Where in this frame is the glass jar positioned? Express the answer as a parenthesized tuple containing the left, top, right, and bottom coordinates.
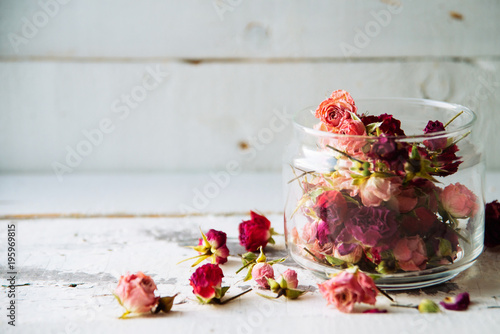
(283, 98, 485, 290)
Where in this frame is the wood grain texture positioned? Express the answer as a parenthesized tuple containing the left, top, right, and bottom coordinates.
(0, 60, 499, 172)
(1, 0, 499, 58)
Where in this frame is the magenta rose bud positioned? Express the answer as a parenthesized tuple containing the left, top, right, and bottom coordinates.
(440, 183, 479, 218)
(393, 236, 428, 271)
(440, 292, 470, 311)
(251, 262, 274, 289)
(485, 200, 500, 247)
(361, 113, 405, 136)
(345, 206, 399, 248)
(201, 229, 230, 264)
(314, 190, 348, 226)
(423, 120, 448, 150)
(189, 263, 224, 303)
(239, 211, 273, 252)
(114, 272, 159, 315)
(280, 269, 299, 289)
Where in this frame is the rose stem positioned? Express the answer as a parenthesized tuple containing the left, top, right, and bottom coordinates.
(487, 306, 500, 309)
(377, 288, 395, 302)
(444, 110, 464, 128)
(390, 303, 418, 309)
(220, 288, 253, 305)
(303, 247, 322, 262)
(326, 145, 365, 164)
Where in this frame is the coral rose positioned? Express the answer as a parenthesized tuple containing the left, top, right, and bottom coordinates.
(114, 272, 159, 315)
(393, 236, 428, 271)
(440, 183, 479, 218)
(315, 90, 357, 129)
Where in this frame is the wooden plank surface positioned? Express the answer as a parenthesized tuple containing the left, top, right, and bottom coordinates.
(1, 60, 499, 173)
(1, 0, 499, 58)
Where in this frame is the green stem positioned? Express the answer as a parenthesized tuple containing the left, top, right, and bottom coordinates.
(444, 110, 464, 128)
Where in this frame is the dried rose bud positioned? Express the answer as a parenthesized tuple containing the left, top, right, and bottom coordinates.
(418, 299, 440, 313)
(239, 211, 276, 252)
(114, 272, 159, 317)
(440, 292, 470, 311)
(279, 269, 299, 289)
(189, 263, 227, 304)
(485, 200, 500, 248)
(251, 262, 274, 289)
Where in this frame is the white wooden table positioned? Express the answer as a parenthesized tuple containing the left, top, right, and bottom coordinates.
(1, 172, 500, 333)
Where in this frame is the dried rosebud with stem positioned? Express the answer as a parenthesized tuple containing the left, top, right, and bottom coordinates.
(239, 211, 279, 252)
(236, 246, 286, 284)
(178, 228, 230, 267)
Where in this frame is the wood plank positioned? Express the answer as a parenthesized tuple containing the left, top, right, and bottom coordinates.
(0, 0, 499, 58)
(0, 60, 499, 173)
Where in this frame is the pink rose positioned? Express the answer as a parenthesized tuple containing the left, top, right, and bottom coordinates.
(315, 90, 357, 129)
(335, 119, 368, 156)
(391, 187, 418, 213)
(198, 229, 230, 265)
(332, 244, 363, 264)
(251, 262, 275, 289)
(307, 240, 334, 260)
(393, 236, 428, 271)
(359, 175, 402, 207)
(302, 221, 319, 244)
(279, 269, 299, 289)
(318, 270, 377, 313)
(239, 211, 273, 252)
(114, 272, 159, 314)
(440, 183, 479, 218)
(189, 263, 224, 303)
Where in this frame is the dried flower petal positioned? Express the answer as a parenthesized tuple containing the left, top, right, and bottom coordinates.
(440, 292, 470, 311)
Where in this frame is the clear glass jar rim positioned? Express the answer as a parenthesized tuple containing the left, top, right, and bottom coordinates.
(293, 97, 477, 141)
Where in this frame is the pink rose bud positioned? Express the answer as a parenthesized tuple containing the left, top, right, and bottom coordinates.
(114, 272, 159, 315)
(251, 262, 274, 289)
(318, 270, 377, 313)
(393, 236, 428, 272)
(202, 229, 230, 265)
(280, 269, 299, 289)
(189, 263, 224, 304)
(239, 211, 274, 252)
(440, 183, 479, 219)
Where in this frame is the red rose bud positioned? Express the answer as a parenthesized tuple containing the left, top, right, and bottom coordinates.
(440, 292, 470, 311)
(314, 190, 348, 227)
(189, 264, 227, 304)
(114, 272, 159, 318)
(239, 211, 277, 252)
(361, 113, 405, 136)
(423, 120, 448, 150)
(485, 200, 500, 248)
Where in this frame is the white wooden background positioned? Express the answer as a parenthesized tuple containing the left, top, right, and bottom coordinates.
(1, 0, 499, 176)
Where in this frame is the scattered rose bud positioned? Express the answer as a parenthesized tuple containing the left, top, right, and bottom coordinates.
(440, 292, 470, 311)
(266, 269, 305, 300)
(239, 211, 277, 252)
(279, 269, 299, 289)
(418, 299, 441, 313)
(318, 268, 377, 313)
(179, 229, 230, 267)
(114, 272, 160, 318)
(189, 263, 228, 304)
(485, 200, 500, 248)
(252, 263, 275, 289)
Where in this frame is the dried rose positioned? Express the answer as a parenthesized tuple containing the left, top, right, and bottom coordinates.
(359, 175, 401, 207)
(180, 229, 230, 267)
(314, 190, 348, 227)
(440, 292, 470, 311)
(315, 90, 357, 129)
(114, 272, 159, 317)
(251, 262, 275, 289)
(393, 236, 428, 271)
(318, 268, 377, 313)
(267, 269, 305, 299)
(239, 211, 277, 252)
(440, 183, 479, 219)
(485, 200, 500, 248)
(344, 206, 399, 248)
(423, 120, 448, 151)
(361, 113, 405, 136)
(189, 263, 228, 304)
(400, 207, 438, 235)
(363, 308, 388, 313)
